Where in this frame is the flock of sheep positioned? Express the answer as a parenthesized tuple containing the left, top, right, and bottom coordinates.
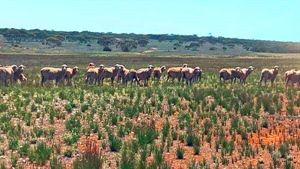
(0, 63, 300, 88)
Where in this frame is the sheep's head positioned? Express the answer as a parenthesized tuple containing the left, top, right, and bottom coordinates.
(248, 66, 254, 71)
(161, 65, 166, 72)
(182, 63, 188, 68)
(148, 65, 154, 70)
(18, 65, 25, 73)
(274, 66, 279, 71)
(61, 64, 68, 73)
(11, 65, 18, 72)
(86, 63, 95, 70)
(99, 64, 104, 68)
(73, 66, 79, 75)
(235, 67, 241, 71)
(194, 67, 201, 75)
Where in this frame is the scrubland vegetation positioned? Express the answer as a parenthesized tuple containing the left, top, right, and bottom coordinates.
(0, 53, 300, 168)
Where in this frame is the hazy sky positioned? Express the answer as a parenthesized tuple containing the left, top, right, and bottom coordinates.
(0, 0, 299, 42)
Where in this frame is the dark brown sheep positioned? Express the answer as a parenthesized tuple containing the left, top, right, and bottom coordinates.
(153, 65, 166, 81)
(219, 67, 240, 84)
(136, 65, 154, 86)
(259, 66, 279, 86)
(41, 64, 68, 86)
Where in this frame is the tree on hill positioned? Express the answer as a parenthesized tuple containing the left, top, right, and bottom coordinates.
(3, 28, 29, 43)
(158, 34, 167, 42)
(97, 35, 114, 51)
(188, 42, 200, 51)
(137, 36, 149, 47)
(46, 37, 62, 47)
(118, 39, 137, 52)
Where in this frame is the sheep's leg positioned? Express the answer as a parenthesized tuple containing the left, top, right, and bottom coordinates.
(285, 79, 289, 89)
(111, 77, 114, 84)
(4, 79, 8, 86)
(101, 78, 104, 85)
(135, 77, 140, 85)
(55, 77, 60, 86)
(41, 76, 46, 86)
(259, 76, 263, 86)
(271, 79, 275, 87)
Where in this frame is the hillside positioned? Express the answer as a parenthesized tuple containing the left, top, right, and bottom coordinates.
(0, 28, 299, 55)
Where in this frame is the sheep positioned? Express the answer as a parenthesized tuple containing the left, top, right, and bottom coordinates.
(117, 65, 139, 86)
(153, 65, 166, 81)
(41, 64, 68, 86)
(86, 67, 99, 84)
(166, 63, 188, 83)
(64, 66, 79, 84)
(285, 69, 300, 89)
(236, 66, 254, 84)
(259, 66, 279, 86)
(284, 69, 296, 82)
(12, 65, 26, 82)
(136, 65, 154, 86)
(192, 68, 203, 82)
(0, 67, 15, 86)
(181, 67, 201, 85)
(0, 65, 19, 86)
(98, 64, 119, 85)
(219, 67, 240, 84)
(86, 62, 95, 70)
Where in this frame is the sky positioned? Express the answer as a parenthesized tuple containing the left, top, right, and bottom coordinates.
(0, 0, 300, 42)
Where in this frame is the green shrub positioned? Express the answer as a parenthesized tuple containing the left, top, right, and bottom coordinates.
(63, 133, 79, 146)
(0, 104, 8, 112)
(108, 133, 122, 152)
(176, 146, 184, 159)
(50, 155, 64, 169)
(10, 153, 19, 167)
(65, 116, 81, 133)
(18, 142, 30, 156)
(135, 124, 158, 146)
(35, 142, 52, 165)
(119, 143, 136, 169)
(8, 137, 19, 150)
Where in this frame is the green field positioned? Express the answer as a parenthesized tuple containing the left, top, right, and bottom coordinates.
(0, 53, 300, 168)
